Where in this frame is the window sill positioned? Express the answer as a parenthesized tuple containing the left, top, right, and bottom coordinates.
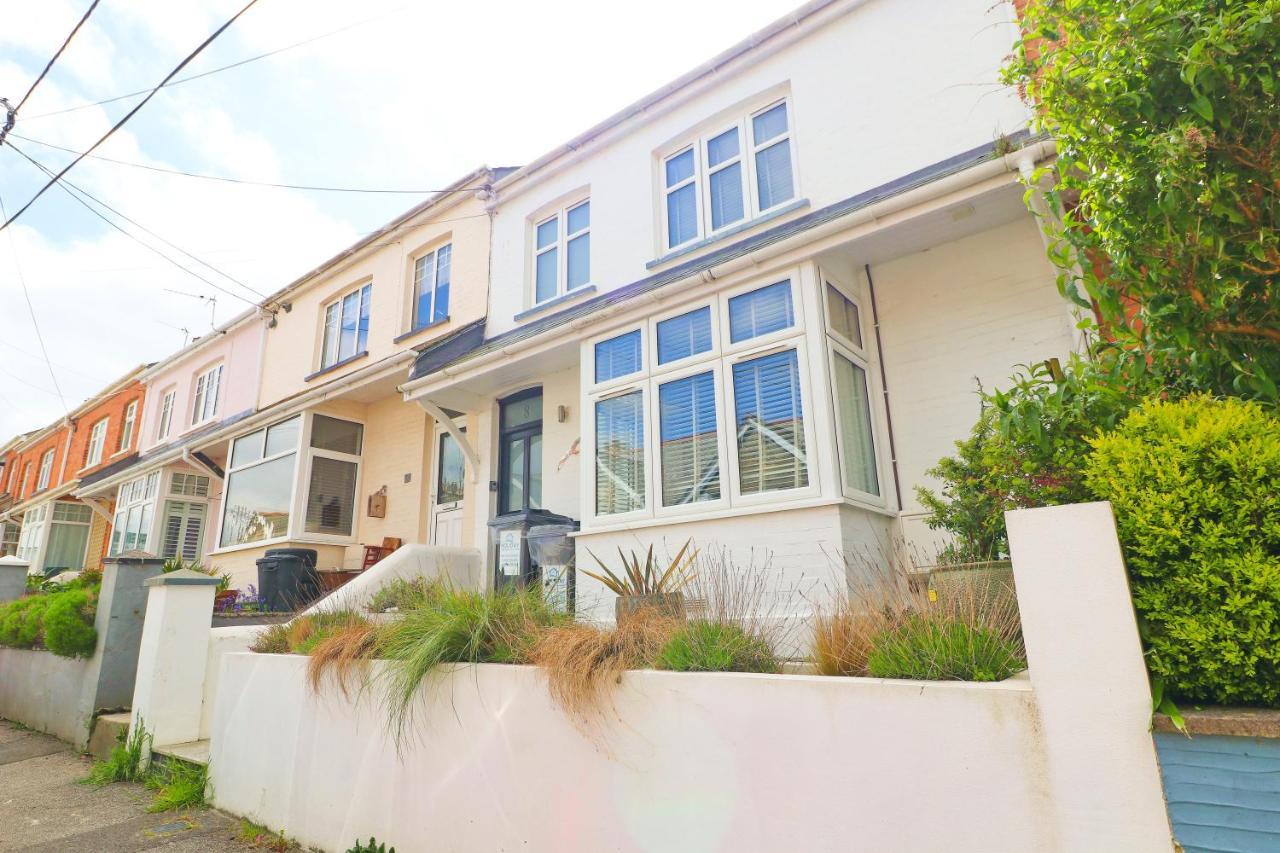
(393, 317, 451, 345)
(576, 493, 846, 536)
(208, 533, 355, 557)
(646, 198, 810, 270)
(305, 350, 369, 382)
(514, 285, 597, 323)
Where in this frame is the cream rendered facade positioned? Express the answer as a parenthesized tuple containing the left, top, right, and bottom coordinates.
(400, 0, 1078, 617)
(208, 171, 501, 586)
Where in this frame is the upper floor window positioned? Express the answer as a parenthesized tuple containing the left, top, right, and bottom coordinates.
(118, 400, 138, 453)
(413, 244, 451, 329)
(534, 200, 590, 305)
(192, 365, 222, 426)
(661, 99, 796, 252)
(20, 463, 30, 498)
(157, 389, 176, 440)
(321, 283, 372, 369)
(86, 419, 108, 467)
(37, 449, 54, 491)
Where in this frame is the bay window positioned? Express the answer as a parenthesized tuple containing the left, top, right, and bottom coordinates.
(412, 244, 451, 329)
(218, 412, 364, 550)
(46, 502, 92, 570)
(586, 276, 813, 524)
(533, 199, 591, 305)
(321, 283, 372, 369)
(16, 504, 47, 562)
(110, 472, 160, 556)
(660, 98, 797, 253)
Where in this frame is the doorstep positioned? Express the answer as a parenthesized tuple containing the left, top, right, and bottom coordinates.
(87, 712, 132, 762)
(154, 739, 211, 766)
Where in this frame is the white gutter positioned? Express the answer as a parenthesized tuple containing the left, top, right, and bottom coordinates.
(403, 139, 1056, 400)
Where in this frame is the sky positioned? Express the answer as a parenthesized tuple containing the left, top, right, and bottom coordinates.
(0, 0, 803, 439)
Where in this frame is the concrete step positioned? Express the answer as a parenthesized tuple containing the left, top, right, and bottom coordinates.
(153, 739, 210, 766)
(85, 712, 131, 762)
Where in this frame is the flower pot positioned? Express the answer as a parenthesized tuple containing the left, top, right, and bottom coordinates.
(214, 589, 239, 611)
(615, 592, 686, 625)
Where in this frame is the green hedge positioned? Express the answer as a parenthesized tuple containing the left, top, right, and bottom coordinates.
(0, 580, 100, 659)
(1086, 395, 1280, 707)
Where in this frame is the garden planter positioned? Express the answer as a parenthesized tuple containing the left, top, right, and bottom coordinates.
(926, 560, 1016, 614)
(214, 590, 239, 611)
(615, 592, 685, 625)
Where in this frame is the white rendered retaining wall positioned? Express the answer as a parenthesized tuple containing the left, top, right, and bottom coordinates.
(0, 647, 93, 743)
(208, 503, 1173, 852)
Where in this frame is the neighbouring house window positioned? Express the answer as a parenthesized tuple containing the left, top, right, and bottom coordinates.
(412, 243, 451, 329)
(595, 391, 646, 515)
(498, 390, 543, 514)
(533, 200, 590, 305)
(824, 280, 880, 498)
(157, 390, 175, 440)
(1, 520, 19, 557)
(219, 413, 364, 548)
(170, 472, 210, 497)
(118, 400, 138, 452)
(109, 472, 160, 556)
(86, 419, 108, 467)
(594, 330, 642, 383)
(161, 500, 207, 561)
(321, 283, 372, 369)
(16, 503, 47, 562)
(732, 349, 808, 494)
(192, 365, 223, 426)
(586, 276, 811, 523)
(46, 502, 92, 570)
(660, 98, 797, 252)
(303, 415, 363, 536)
(36, 449, 54, 491)
(220, 415, 301, 547)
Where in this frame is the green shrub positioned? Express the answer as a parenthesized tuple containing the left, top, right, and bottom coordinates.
(1085, 395, 1280, 707)
(144, 758, 208, 812)
(0, 585, 99, 658)
(83, 721, 151, 786)
(657, 620, 779, 674)
(42, 590, 99, 658)
(866, 615, 1025, 682)
(347, 838, 395, 853)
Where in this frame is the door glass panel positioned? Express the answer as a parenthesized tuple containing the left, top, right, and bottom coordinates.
(437, 431, 465, 505)
(529, 434, 543, 510)
(501, 394, 542, 431)
(504, 438, 526, 514)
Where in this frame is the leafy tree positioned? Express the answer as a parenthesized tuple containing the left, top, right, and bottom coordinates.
(1004, 0, 1280, 401)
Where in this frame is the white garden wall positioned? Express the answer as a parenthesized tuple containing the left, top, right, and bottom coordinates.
(0, 647, 92, 743)
(207, 502, 1173, 852)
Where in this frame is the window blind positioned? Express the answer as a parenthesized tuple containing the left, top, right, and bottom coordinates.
(659, 371, 720, 506)
(657, 307, 713, 365)
(733, 349, 808, 494)
(832, 353, 880, 496)
(305, 456, 357, 535)
(595, 331, 642, 383)
(728, 281, 794, 343)
(161, 500, 207, 561)
(595, 392, 645, 515)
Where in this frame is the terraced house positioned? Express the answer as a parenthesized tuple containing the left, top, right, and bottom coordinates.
(0, 367, 147, 575)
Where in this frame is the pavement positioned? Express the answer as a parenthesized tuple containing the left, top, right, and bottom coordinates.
(0, 720, 258, 852)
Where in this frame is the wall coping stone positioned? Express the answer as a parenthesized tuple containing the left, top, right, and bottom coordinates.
(145, 569, 220, 587)
(1154, 707, 1280, 739)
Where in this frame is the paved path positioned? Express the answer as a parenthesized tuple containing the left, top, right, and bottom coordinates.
(0, 720, 255, 852)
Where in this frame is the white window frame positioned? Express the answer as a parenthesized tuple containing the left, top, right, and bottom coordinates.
(320, 283, 373, 370)
(213, 411, 365, 553)
(821, 276, 886, 506)
(118, 400, 138, 453)
(16, 502, 48, 563)
(85, 419, 108, 468)
(109, 471, 160, 556)
(659, 96, 799, 254)
(156, 389, 176, 441)
(531, 198, 591, 306)
(411, 242, 452, 330)
(36, 449, 54, 492)
(191, 364, 223, 427)
(582, 273, 817, 528)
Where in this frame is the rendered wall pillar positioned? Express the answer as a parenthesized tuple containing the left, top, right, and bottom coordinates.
(130, 568, 219, 747)
(1006, 502, 1174, 852)
(87, 556, 166, 711)
(0, 555, 30, 602)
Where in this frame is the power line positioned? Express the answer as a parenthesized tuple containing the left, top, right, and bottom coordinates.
(5, 143, 267, 310)
(0, 0, 261, 235)
(13, 0, 102, 114)
(9, 133, 467, 195)
(0, 190, 69, 413)
(7, 140, 269, 301)
(21, 6, 407, 121)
